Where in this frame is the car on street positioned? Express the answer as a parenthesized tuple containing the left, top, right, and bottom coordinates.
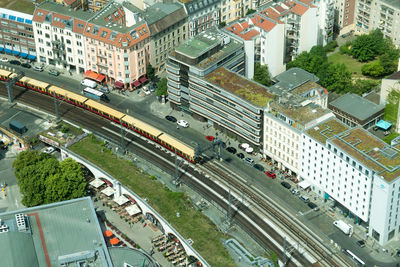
(165, 115, 177, 122)
(281, 181, 291, 189)
(356, 240, 365, 248)
(21, 63, 31, 68)
(226, 147, 237, 154)
(142, 86, 151, 95)
(0, 57, 8, 63)
(206, 136, 215, 141)
(307, 202, 319, 211)
(48, 69, 60, 76)
(98, 86, 110, 94)
(177, 120, 189, 128)
(299, 195, 310, 203)
(33, 65, 44, 71)
(253, 164, 264, 171)
(236, 152, 244, 159)
(243, 157, 254, 165)
(9, 60, 21, 65)
(291, 188, 300, 195)
(44, 146, 55, 154)
(265, 171, 276, 179)
(149, 83, 157, 92)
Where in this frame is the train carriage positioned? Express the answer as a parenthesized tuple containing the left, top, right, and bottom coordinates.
(84, 99, 125, 122)
(0, 69, 16, 81)
(121, 115, 163, 141)
(18, 77, 50, 94)
(158, 133, 195, 162)
(48, 86, 88, 107)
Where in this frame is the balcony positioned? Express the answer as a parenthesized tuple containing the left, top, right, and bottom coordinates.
(52, 40, 65, 52)
(96, 61, 108, 68)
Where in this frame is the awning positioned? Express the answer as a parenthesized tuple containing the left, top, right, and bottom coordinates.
(113, 195, 129, 206)
(132, 80, 141, 87)
(12, 50, 20, 56)
(84, 70, 105, 83)
(4, 49, 12, 54)
(139, 76, 147, 84)
(376, 120, 392, 131)
(97, 74, 105, 82)
(104, 230, 113, 237)
(114, 81, 124, 88)
(124, 194, 136, 204)
(102, 178, 113, 187)
(299, 180, 311, 190)
(0, 47, 3, 52)
(27, 54, 36, 60)
(125, 204, 141, 216)
(89, 179, 105, 188)
(101, 187, 115, 196)
(19, 52, 28, 58)
(110, 238, 119, 245)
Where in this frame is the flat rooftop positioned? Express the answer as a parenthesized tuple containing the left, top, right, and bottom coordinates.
(331, 128, 400, 182)
(329, 93, 384, 121)
(271, 67, 319, 91)
(306, 117, 349, 144)
(291, 81, 326, 96)
(205, 67, 274, 107)
(36, 1, 94, 21)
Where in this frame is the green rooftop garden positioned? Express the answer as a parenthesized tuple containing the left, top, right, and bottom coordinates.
(1, 0, 42, 14)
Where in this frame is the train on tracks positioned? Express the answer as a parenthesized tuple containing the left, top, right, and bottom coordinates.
(0, 69, 196, 163)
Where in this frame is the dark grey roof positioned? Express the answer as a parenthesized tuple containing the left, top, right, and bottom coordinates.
(184, 0, 220, 16)
(0, 231, 39, 267)
(142, 3, 187, 35)
(329, 93, 384, 120)
(271, 67, 319, 91)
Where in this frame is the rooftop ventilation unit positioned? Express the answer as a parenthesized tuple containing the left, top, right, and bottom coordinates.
(381, 147, 398, 160)
(15, 213, 27, 232)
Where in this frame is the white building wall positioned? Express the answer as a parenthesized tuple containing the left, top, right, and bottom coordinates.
(313, 0, 335, 46)
(261, 24, 285, 77)
(298, 7, 318, 53)
(244, 39, 255, 79)
(380, 77, 400, 105)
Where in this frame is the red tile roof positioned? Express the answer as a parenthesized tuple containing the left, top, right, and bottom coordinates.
(32, 9, 49, 23)
(251, 15, 278, 32)
(226, 21, 259, 40)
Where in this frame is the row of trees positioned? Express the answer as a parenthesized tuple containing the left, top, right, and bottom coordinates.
(13, 151, 87, 207)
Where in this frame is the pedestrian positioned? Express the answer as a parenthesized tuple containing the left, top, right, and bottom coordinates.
(177, 126, 179, 130)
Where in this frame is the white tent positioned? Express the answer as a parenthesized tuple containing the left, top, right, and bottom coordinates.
(245, 147, 254, 153)
(299, 180, 311, 190)
(125, 204, 141, 216)
(101, 187, 115, 196)
(89, 179, 105, 188)
(114, 195, 129, 206)
(241, 143, 249, 149)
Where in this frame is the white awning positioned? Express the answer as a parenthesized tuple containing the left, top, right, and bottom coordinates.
(89, 179, 105, 188)
(299, 180, 311, 190)
(101, 187, 115, 196)
(114, 195, 129, 206)
(125, 204, 141, 216)
(245, 147, 253, 153)
(241, 143, 249, 149)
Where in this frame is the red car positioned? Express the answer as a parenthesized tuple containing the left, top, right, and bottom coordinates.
(206, 136, 215, 141)
(266, 171, 276, 179)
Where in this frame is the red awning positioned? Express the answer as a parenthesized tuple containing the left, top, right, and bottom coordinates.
(103, 179, 113, 186)
(124, 194, 136, 204)
(139, 76, 147, 84)
(114, 81, 124, 88)
(133, 80, 141, 87)
(97, 74, 106, 82)
(84, 70, 106, 83)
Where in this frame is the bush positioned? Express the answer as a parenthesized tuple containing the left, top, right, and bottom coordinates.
(61, 125, 69, 133)
(361, 61, 385, 78)
(339, 42, 352, 55)
(324, 40, 338, 52)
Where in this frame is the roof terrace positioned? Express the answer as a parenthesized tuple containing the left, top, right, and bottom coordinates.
(306, 117, 349, 144)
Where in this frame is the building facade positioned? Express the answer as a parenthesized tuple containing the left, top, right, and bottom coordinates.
(334, 0, 356, 32)
(220, 0, 254, 24)
(0, 8, 36, 60)
(380, 71, 400, 105)
(311, 0, 335, 45)
(142, 3, 188, 73)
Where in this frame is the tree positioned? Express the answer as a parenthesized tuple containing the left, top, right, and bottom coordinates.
(351, 79, 380, 95)
(219, 21, 226, 28)
(147, 64, 155, 81)
(350, 29, 385, 62)
(156, 78, 168, 96)
(323, 40, 338, 53)
(253, 63, 271, 86)
(246, 9, 256, 15)
(319, 63, 352, 93)
(286, 46, 328, 75)
(361, 61, 385, 78)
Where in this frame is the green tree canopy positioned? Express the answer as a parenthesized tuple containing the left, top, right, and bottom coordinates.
(286, 45, 328, 75)
(361, 61, 385, 78)
(253, 63, 271, 86)
(147, 64, 155, 81)
(246, 9, 256, 15)
(350, 29, 385, 62)
(318, 63, 352, 93)
(13, 150, 87, 207)
(156, 77, 168, 96)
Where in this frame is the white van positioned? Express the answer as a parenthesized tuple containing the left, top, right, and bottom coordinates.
(81, 79, 97, 89)
(299, 195, 310, 203)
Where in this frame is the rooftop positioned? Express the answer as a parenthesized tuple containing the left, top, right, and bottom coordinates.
(271, 67, 319, 91)
(382, 0, 400, 9)
(142, 3, 187, 35)
(385, 71, 400, 80)
(329, 93, 384, 121)
(204, 67, 275, 107)
(291, 80, 327, 97)
(34, 1, 94, 22)
(306, 117, 349, 145)
(331, 128, 400, 182)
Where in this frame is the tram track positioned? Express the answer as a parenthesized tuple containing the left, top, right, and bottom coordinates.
(0, 84, 349, 266)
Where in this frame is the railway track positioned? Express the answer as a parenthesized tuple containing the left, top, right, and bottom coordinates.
(0, 84, 350, 266)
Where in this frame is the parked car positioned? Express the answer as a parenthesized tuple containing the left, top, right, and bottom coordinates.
(253, 164, 264, 172)
(21, 63, 31, 68)
(243, 157, 254, 165)
(149, 83, 157, 92)
(236, 152, 244, 159)
(265, 171, 276, 179)
(299, 195, 310, 203)
(98, 86, 110, 94)
(307, 202, 319, 211)
(44, 146, 55, 154)
(0, 57, 8, 63)
(291, 188, 300, 195)
(142, 86, 151, 95)
(165, 115, 177, 122)
(177, 120, 189, 128)
(226, 147, 237, 154)
(206, 136, 215, 141)
(356, 240, 365, 248)
(9, 60, 21, 65)
(33, 65, 44, 71)
(281, 182, 291, 189)
(48, 69, 60, 76)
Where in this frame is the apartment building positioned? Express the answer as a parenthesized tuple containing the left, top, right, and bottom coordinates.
(84, 1, 150, 90)
(263, 68, 331, 176)
(355, 0, 400, 46)
(0, 8, 36, 61)
(311, 0, 335, 45)
(380, 71, 400, 105)
(180, 0, 220, 38)
(334, 0, 356, 31)
(220, 0, 254, 24)
(32, 1, 93, 73)
(141, 3, 188, 73)
(303, 121, 400, 245)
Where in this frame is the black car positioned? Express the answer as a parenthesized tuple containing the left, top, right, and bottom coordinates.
(281, 182, 291, 189)
(356, 240, 365, 248)
(9, 60, 21, 65)
(226, 147, 237, 154)
(165, 115, 177, 122)
(236, 152, 244, 159)
(253, 164, 264, 172)
(307, 202, 319, 211)
(21, 63, 31, 68)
